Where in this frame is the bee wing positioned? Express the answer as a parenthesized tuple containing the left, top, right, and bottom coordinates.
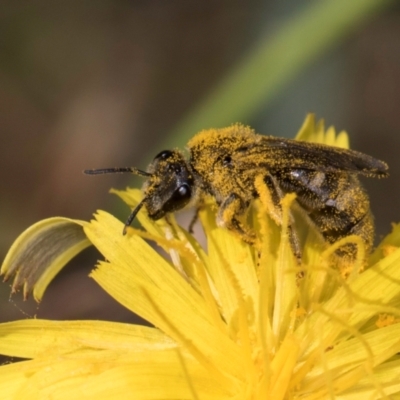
(235, 136, 388, 177)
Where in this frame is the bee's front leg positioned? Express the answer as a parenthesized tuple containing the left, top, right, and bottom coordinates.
(188, 197, 205, 233)
(217, 193, 255, 244)
(188, 209, 200, 234)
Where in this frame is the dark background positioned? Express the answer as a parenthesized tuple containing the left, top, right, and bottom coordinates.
(1, 1, 399, 325)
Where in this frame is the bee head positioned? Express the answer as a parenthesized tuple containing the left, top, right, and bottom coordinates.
(141, 150, 194, 221)
(84, 150, 194, 234)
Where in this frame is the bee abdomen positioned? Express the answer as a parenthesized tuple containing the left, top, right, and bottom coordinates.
(311, 205, 374, 251)
(280, 170, 375, 254)
(312, 179, 374, 253)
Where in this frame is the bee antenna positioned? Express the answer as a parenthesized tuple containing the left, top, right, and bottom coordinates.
(122, 197, 147, 235)
(84, 167, 151, 177)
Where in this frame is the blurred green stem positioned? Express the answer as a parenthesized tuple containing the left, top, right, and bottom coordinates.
(160, 0, 392, 150)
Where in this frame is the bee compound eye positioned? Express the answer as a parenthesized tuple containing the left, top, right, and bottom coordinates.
(154, 150, 173, 160)
(178, 184, 189, 197)
(162, 183, 192, 214)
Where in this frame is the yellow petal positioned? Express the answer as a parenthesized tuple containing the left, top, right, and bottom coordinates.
(1, 218, 90, 301)
(295, 113, 349, 148)
(0, 320, 234, 398)
(201, 204, 259, 324)
(84, 211, 210, 322)
(92, 260, 244, 382)
(0, 349, 231, 399)
(0, 319, 176, 359)
(369, 222, 400, 265)
(0, 361, 30, 399)
(336, 359, 400, 399)
(85, 211, 244, 381)
(297, 246, 400, 356)
(300, 323, 400, 393)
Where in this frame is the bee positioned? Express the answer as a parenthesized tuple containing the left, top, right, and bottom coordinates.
(85, 124, 388, 260)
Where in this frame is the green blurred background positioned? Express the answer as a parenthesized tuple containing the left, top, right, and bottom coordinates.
(1, 1, 399, 325)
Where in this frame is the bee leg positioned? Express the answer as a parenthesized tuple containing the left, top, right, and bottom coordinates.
(188, 207, 200, 233)
(287, 225, 302, 263)
(217, 193, 255, 244)
(256, 174, 302, 262)
(188, 198, 204, 233)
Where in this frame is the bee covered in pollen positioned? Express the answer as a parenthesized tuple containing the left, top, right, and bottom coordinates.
(85, 121, 388, 260)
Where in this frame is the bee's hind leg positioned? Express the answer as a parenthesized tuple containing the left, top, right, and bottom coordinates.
(217, 193, 255, 244)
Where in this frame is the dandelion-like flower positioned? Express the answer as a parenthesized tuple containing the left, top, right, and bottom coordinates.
(1, 115, 400, 399)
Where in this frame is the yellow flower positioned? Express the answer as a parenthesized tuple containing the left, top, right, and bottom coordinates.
(1, 115, 400, 399)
